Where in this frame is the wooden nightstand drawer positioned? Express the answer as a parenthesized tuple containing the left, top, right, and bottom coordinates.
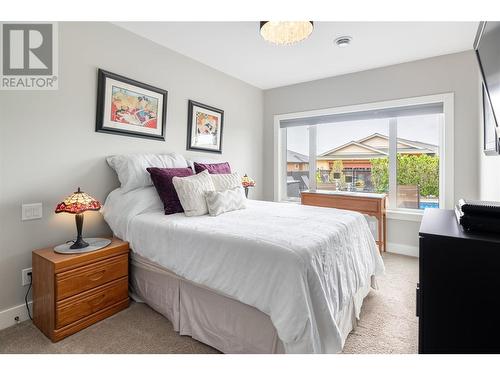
(56, 254, 128, 300)
(55, 277, 128, 329)
(33, 237, 130, 342)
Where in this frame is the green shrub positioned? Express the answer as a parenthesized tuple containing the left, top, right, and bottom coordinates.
(370, 155, 439, 197)
(370, 158, 389, 193)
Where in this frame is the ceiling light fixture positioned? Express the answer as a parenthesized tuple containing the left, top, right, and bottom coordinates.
(260, 21, 314, 45)
(335, 36, 352, 48)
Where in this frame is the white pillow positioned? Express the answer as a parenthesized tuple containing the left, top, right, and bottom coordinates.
(210, 172, 241, 191)
(107, 153, 188, 193)
(205, 187, 247, 216)
(102, 186, 163, 240)
(172, 170, 215, 217)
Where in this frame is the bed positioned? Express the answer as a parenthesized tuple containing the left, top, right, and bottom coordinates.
(102, 183, 385, 354)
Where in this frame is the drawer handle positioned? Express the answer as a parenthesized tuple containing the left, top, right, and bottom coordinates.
(88, 294, 106, 306)
(87, 270, 106, 281)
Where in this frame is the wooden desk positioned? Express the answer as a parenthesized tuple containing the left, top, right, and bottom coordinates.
(301, 190, 387, 252)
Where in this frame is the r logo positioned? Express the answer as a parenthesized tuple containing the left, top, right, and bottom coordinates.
(2, 24, 53, 75)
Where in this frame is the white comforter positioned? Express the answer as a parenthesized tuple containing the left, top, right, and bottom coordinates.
(102, 187, 385, 353)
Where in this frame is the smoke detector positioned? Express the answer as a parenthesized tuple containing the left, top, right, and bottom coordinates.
(335, 36, 352, 48)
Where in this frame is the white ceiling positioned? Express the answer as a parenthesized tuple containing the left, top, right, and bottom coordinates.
(116, 22, 478, 90)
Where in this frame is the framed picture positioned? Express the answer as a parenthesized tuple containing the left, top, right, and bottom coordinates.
(96, 69, 167, 141)
(483, 84, 499, 155)
(187, 100, 224, 153)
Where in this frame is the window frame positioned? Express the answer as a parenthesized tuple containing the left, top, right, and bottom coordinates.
(273, 93, 454, 217)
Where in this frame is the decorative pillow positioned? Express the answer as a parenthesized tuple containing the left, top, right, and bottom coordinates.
(172, 170, 215, 217)
(193, 161, 231, 174)
(107, 153, 189, 193)
(186, 157, 219, 172)
(210, 172, 241, 191)
(147, 167, 194, 215)
(205, 187, 247, 216)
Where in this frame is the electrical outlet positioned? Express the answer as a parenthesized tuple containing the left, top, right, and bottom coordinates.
(21, 203, 43, 221)
(21, 268, 32, 286)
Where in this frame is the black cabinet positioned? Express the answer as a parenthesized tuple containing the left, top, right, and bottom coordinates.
(418, 209, 500, 353)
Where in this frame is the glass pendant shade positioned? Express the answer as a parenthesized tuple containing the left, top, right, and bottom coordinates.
(260, 21, 314, 45)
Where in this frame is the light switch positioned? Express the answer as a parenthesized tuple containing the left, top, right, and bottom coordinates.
(22, 203, 43, 221)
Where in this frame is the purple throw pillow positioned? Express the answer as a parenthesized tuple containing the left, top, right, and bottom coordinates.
(193, 162, 231, 174)
(147, 167, 194, 215)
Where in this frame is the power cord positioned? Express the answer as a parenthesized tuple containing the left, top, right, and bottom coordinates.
(25, 271, 32, 320)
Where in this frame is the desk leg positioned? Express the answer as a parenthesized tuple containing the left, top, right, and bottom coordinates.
(383, 213, 387, 252)
(377, 214, 382, 253)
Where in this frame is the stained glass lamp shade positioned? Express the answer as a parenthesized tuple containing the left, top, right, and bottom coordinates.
(241, 174, 255, 198)
(55, 187, 101, 249)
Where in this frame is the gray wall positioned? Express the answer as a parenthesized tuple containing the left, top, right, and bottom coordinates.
(479, 76, 500, 201)
(479, 147, 500, 201)
(263, 51, 481, 252)
(0, 22, 264, 312)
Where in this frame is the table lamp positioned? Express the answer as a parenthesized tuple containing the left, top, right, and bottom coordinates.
(241, 174, 256, 198)
(55, 187, 101, 250)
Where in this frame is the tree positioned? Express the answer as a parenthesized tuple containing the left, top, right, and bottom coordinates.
(369, 154, 439, 197)
(317, 160, 345, 185)
(329, 160, 344, 182)
(370, 158, 389, 193)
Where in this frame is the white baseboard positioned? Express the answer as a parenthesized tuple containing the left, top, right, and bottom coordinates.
(0, 301, 32, 330)
(386, 242, 419, 257)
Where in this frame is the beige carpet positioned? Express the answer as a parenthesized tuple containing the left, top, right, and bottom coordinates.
(342, 252, 418, 354)
(0, 252, 417, 354)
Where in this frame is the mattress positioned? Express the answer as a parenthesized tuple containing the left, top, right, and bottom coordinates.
(103, 188, 385, 353)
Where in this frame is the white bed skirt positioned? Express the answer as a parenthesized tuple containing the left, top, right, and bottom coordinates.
(129, 253, 372, 354)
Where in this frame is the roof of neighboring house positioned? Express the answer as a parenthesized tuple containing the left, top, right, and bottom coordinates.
(287, 150, 309, 163)
(318, 133, 437, 160)
(317, 141, 388, 160)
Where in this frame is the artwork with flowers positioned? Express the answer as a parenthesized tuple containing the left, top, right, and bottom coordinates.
(96, 69, 167, 141)
(187, 100, 224, 153)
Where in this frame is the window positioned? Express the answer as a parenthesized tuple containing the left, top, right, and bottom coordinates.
(284, 125, 309, 200)
(396, 114, 441, 210)
(276, 95, 451, 212)
(316, 119, 389, 195)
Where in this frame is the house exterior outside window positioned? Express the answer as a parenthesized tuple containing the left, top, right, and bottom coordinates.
(277, 95, 452, 212)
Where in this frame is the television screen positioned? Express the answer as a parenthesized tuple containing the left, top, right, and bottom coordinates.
(475, 22, 500, 127)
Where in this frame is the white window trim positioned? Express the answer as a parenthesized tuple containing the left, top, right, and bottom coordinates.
(273, 93, 455, 217)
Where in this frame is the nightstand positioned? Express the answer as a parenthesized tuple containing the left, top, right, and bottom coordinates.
(32, 237, 129, 342)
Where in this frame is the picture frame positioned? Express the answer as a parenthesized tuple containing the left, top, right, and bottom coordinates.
(483, 83, 499, 156)
(96, 69, 167, 141)
(186, 100, 224, 153)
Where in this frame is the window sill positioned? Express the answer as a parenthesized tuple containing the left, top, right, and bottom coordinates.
(386, 209, 424, 222)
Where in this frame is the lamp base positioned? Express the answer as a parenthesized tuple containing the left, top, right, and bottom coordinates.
(54, 238, 112, 254)
(70, 237, 89, 249)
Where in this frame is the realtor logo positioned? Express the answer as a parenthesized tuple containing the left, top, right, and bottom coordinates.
(1, 22, 58, 90)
